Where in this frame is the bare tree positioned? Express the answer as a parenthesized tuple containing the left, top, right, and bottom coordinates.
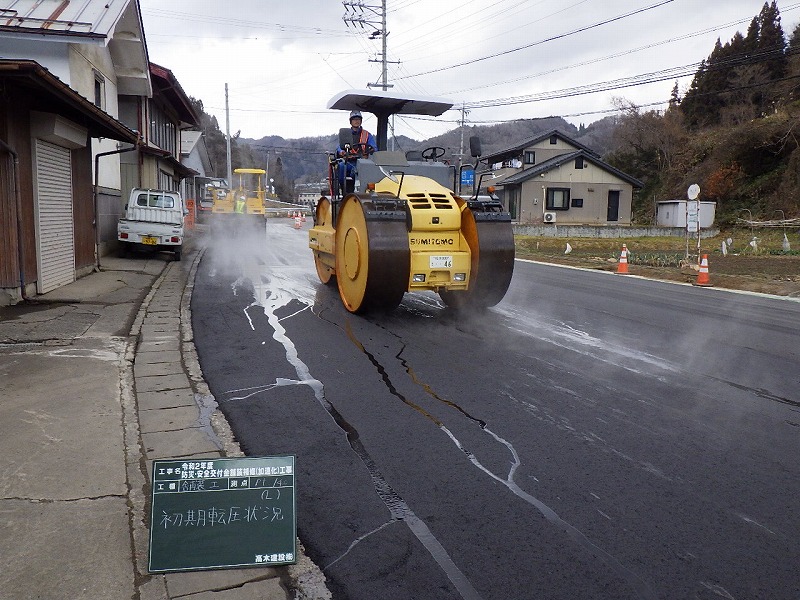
(611, 98, 686, 174)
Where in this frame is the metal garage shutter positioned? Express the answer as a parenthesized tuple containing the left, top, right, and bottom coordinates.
(35, 139, 74, 294)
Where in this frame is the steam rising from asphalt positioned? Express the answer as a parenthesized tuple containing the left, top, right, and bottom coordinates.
(201, 218, 318, 306)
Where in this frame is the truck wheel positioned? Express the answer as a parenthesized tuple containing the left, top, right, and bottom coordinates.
(117, 244, 128, 258)
(174, 248, 182, 261)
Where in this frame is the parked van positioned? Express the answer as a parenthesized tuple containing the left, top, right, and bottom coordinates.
(117, 188, 186, 260)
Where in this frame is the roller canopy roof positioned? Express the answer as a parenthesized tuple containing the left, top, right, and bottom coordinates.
(327, 89, 454, 117)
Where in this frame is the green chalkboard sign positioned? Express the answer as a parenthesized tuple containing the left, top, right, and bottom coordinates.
(148, 456, 296, 573)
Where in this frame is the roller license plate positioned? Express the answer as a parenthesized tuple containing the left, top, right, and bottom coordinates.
(429, 255, 453, 269)
(141, 236, 158, 245)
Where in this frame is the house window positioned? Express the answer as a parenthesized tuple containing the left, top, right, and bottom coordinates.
(524, 151, 535, 165)
(575, 156, 584, 169)
(93, 71, 105, 109)
(549, 135, 558, 145)
(546, 188, 570, 210)
(158, 169, 176, 191)
(571, 198, 584, 208)
(148, 101, 177, 156)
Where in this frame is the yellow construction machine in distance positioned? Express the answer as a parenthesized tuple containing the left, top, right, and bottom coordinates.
(211, 168, 267, 232)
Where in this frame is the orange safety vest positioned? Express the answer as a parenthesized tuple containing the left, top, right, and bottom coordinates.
(349, 129, 371, 157)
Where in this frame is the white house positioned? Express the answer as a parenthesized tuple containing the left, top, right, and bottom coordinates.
(0, 0, 150, 192)
(0, 0, 198, 299)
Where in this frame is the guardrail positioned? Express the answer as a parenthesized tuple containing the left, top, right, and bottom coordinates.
(265, 204, 313, 218)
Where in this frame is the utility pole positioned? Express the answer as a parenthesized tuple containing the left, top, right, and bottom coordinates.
(342, 0, 397, 91)
(459, 103, 470, 163)
(458, 103, 470, 194)
(225, 83, 232, 187)
(343, 0, 400, 148)
(264, 150, 277, 198)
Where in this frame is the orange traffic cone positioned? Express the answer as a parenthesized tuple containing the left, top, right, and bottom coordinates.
(616, 244, 629, 274)
(693, 254, 712, 287)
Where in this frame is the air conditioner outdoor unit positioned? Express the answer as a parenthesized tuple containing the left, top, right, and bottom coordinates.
(543, 212, 557, 223)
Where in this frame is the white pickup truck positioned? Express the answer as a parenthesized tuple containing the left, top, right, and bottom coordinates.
(117, 188, 186, 261)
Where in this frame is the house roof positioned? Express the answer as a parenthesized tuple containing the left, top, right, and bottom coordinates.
(149, 62, 199, 127)
(495, 149, 644, 189)
(0, 0, 152, 97)
(0, 0, 132, 42)
(0, 59, 138, 143)
(180, 130, 203, 155)
(140, 143, 198, 177)
(482, 129, 601, 164)
(107, 0, 151, 96)
(180, 130, 213, 176)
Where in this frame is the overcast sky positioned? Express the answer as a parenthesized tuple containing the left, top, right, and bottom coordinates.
(139, 0, 800, 142)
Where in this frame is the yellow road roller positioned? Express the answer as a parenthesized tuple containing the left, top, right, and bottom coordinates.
(309, 90, 514, 313)
(211, 168, 267, 233)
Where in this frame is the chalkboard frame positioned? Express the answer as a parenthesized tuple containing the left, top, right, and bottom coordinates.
(148, 455, 296, 573)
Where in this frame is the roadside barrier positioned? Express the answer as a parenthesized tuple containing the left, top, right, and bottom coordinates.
(616, 244, 629, 274)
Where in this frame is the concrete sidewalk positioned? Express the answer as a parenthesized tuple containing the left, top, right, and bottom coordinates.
(0, 240, 330, 599)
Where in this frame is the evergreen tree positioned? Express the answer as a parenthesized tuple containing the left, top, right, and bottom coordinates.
(724, 31, 769, 123)
(744, 16, 760, 54)
(757, 0, 787, 82)
(780, 20, 800, 100)
(669, 80, 680, 107)
(682, 40, 728, 128)
(681, 60, 704, 128)
(681, 2, 788, 127)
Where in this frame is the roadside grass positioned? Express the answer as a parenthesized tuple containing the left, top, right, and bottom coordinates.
(514, 227, 800, 265)
(513, 227, 800, 296)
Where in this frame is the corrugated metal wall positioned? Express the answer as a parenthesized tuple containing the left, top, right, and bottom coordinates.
(34, 139, 74, 293)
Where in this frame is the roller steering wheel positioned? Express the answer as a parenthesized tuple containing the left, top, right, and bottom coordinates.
(421, 146, 446, 161)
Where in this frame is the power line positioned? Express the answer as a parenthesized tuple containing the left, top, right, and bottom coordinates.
(440, 8, 799, 96)
(394, 0, 676, 81)
(460, 45, 795, 110)
(141, 8, 350, 37)
(390, 0, 583, 63)
(388, 0, 529, 55)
